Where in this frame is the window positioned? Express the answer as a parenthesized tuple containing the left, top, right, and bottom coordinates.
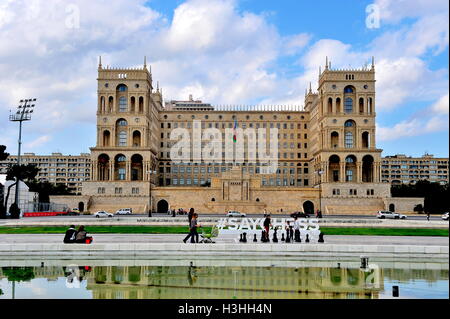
(119, 96, 127, 112)
(118, 168, 126, 180)
(119, 131, 127, 146)
(344, 97, 353, 113)
(346, 170, 353, 182)
(345, 132, 353, 148)
(118, 119, 127, 126)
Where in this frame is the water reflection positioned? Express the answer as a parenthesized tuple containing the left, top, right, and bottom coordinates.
(0, 264, 447, 299)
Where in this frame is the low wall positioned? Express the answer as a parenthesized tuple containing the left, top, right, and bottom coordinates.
(0, 243, 447, 260)
(384, 197, 425, 214)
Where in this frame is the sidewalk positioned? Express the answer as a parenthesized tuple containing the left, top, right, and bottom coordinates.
(0, 234, 448, 245)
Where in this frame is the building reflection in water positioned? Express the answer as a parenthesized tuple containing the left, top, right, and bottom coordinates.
(0, 265, 448, 299)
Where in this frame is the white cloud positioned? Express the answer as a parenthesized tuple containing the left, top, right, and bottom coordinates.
(377, 92, 449, 141)
(375, 0, 449, 23)
(0, 0, 447, 153)
(25, 135, 51, 149)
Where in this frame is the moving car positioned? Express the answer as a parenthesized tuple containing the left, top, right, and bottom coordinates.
(94, 211, 113, 218)
(376, 211, 407, 219)
(67, 211, 80, 216)
(442, 212, 449, 221)
(227, 211, 246, 217)
(115, 208, 132, 215)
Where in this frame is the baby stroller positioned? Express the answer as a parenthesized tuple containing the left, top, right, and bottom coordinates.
(199, 226, 219, 243)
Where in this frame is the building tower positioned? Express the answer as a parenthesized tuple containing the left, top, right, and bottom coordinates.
(83, 57, 163, 212)
(308, 57, 389, 213)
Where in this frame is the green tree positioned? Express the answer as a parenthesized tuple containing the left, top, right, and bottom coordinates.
(0, 145, 10, 218)
(2, 267, 35, 282)
(4, 163, 40, 216)
(391, 180, 449, 214)
(28, 180, 71, 203)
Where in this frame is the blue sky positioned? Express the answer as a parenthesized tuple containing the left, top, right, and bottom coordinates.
(0, 0, 448, 157)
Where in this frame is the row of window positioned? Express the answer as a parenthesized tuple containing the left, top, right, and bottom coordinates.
(162, 122, 308, 130)
(163, 114, 307, 121)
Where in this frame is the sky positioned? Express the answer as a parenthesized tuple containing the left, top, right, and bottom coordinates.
(0, 0, 448, 157)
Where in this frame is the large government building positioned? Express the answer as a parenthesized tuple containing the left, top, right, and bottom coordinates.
(11, 58, 428, 215)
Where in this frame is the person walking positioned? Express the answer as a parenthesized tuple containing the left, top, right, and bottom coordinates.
(184, 213, 201, 243)
(188, 208, 194, 226)
(427, 213, 430, 221)
(63, 225, 77, 243)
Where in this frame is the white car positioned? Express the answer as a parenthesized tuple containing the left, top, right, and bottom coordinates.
(442, 212, 449, 221)
(377, 211, 407, 219)
(227, 211, 246, 217)
(94, 211, 113, 218)
(115, 208, 132, 215)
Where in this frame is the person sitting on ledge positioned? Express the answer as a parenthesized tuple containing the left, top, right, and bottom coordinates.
(75, 225, 93, 244)
(63, 225, 77, 244)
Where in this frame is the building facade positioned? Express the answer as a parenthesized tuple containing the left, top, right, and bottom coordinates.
(382, 154, 449, 185)
(34, 57, 424, 214)
(0, 152, 91, 195)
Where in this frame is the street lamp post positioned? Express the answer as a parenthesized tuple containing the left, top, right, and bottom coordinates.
(316, 169, 324, 216)
(9, 98, 36, 215)
(147, 170, 156, 217)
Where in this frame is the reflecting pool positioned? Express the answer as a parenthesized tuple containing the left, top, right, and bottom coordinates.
(0, 261, 447, 299)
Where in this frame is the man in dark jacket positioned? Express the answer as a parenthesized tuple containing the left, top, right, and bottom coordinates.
(63, 225, 77, 243)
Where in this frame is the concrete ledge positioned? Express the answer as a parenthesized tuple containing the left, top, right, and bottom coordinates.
(0, 243, 447, 260)
(1, 217, 448, 229)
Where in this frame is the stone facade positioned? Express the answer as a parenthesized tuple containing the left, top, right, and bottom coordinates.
(49, 57, 425, 215)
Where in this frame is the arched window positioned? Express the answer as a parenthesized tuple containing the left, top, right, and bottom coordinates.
(362, 132, 369, 148)
(119, 96, 127, 112)
(115, 155, 126, 180)
(345, 132, 354, 148)
(344, 98, 353, 113)
(117, 119, 127, 126)
(344, 86, 354, 93)
(345, 155, 357, 182)
(139, 96, 144, 113)
(117, 84, 127, 92)
(336, 98, 341, 113)
(103, 130, 111, 146)
(119, 131, 127, 146)
(132, 131, 141, 147)
(368, 97, 373, 114)
(344, 120, 355, 127)
(331, 131, 339, 148)
(130, 96, 135, 112)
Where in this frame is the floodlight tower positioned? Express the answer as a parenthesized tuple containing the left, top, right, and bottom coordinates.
(9, 98, 36, 212)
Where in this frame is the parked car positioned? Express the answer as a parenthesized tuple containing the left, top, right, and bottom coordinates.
(115, 208, 132, 215)
(67, 211, 80, 216)
(442, 212, 449, 221)
(290, 211, 309, 218)
(94, 211, 113, 218)
(226, 211, 246, 217)
(376, 211, 407, 219)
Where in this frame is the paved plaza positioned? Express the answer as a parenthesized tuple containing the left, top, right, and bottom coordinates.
(0, 233, 447, 246)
